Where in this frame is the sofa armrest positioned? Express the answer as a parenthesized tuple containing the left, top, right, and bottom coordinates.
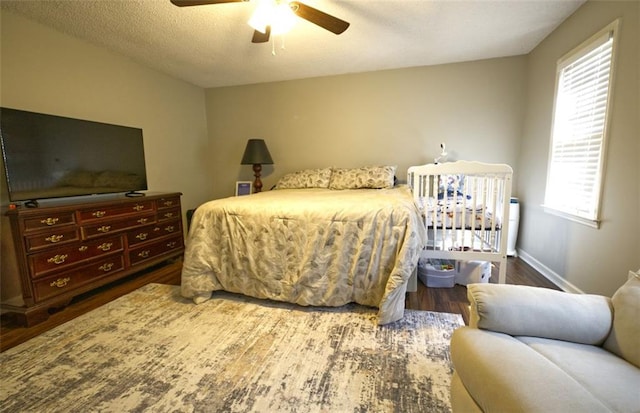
(468, 284, 613, 345)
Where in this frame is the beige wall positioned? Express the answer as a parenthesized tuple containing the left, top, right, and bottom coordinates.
(0, 11, 212, 211)
(518, 0, 640, 295)
(0, 11, 211, 300)
(205, 57, 527, 199)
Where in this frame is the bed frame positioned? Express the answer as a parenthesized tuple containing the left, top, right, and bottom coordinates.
(407, 161, 513, 284)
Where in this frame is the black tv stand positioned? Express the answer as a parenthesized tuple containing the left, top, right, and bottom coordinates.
(125, 191, 146, 197)
(24, 199, 39, 208)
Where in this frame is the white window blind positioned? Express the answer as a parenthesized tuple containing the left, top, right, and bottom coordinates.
(544, 21, 618, 228)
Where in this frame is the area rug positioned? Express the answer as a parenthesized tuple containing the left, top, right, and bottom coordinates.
(0, 284, 464, 413)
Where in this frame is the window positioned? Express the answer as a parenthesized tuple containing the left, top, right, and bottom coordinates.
(544, 20, 619, 228)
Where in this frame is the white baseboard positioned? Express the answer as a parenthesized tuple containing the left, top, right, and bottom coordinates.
(517, 249, 583, 294)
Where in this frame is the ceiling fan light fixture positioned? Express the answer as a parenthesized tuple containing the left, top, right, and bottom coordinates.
(248, 0, 296, 35)
(248, 0, 271, 33)
(271, 3, 296, 35)
(172, 0, 349, 46)
(272, 2, 297, 34)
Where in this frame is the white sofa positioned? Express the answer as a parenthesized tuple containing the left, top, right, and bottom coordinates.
(450, 272, 640, 412)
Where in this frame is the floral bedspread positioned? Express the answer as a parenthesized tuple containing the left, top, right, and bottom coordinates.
(181, 186, 427, 325)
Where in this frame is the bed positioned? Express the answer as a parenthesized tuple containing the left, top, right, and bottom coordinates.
(181, 166, 427, 325)
(407, 161, 513, 284)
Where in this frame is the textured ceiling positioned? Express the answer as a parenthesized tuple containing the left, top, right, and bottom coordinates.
(1, 0, 585, 88)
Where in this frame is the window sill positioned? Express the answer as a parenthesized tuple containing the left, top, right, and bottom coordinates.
(542, 205, 600, 229)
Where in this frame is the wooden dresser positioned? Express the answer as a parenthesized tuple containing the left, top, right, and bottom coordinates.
(2, 192, 184, 326)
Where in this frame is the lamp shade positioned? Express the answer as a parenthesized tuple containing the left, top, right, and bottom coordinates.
(241, 139, 274, 165)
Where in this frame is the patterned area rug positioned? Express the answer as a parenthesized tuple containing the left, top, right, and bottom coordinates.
(0, 284, 463, 412)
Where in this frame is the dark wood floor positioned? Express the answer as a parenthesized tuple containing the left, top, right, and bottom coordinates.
(1, 256, 558, 353)
(0, 260, 183, 353)
(405, 257, 560, 325)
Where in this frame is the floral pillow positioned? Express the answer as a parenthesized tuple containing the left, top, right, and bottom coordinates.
(275, 168, 333, 189)
(328, 165, 397, 190)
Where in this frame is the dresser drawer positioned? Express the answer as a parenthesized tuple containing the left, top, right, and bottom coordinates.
(78, 200, 155, 222)
(33, 255, 125, 302)
(129, 235, 183, 266)
(25, 228, 81, 252)
(29, 236, 123, 278)
(23, 212, 76, 232)
(157, 196, 181, 210)
(157, 207, 181, 222)
(126, 219, 182, 247)
(82, 212, 156, 239)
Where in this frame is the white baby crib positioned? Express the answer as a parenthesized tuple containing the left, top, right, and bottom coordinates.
(407, 161, 513, 284)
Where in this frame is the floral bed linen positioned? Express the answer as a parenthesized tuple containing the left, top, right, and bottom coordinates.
(181, 186, 427, 325)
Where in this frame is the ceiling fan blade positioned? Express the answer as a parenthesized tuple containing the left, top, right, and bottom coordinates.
(252, 26, 271, 43)
(289, 1, 349, 35)
(170, 0, 245, 7)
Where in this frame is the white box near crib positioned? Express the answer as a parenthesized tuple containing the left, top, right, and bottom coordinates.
(455, 260, 492, 285)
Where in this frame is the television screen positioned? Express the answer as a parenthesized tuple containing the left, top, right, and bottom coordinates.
(0, 107, 148, 202)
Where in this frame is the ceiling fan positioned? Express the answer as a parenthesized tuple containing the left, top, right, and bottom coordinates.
(170, 0, 350, 44)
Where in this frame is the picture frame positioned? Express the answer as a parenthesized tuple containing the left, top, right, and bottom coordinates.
(235, 181, 252, 196)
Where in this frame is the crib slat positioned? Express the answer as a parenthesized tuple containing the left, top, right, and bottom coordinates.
(460, 175, 468, 248)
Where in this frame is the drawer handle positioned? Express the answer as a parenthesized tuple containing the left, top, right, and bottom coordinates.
(47, 254, 68, 265)
(41, 218, 59, 226)
(92, 210, 106, 218)
(45, 234, 64, 243)
(50, 277, 71, 288)
(97, 242, 113, 251)
(133, 205, 145, 211)
(99, 263, 114, 272)
(97, 225, 111, 233)
(138, 250, 150, 258)
(136, 233, 148, 241)
(137, 218, 148, 224)
(163, 200, 174, 207)
(165, 226, 175, 233)
(79, 246, 88, 252)
(164, 212, 174, 219)
(167, 241, 177, 248)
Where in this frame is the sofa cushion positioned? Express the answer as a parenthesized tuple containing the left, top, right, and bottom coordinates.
(467, 284, 613, 345)
(603, 273, 640, 368)
(451, 327, 611, 412)
(519, 336, 640, 413)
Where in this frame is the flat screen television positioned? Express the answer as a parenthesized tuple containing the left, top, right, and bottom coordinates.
(0, 107, 148, 204)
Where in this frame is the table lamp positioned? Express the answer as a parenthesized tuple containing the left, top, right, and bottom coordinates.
(240, 138, 274, 193)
